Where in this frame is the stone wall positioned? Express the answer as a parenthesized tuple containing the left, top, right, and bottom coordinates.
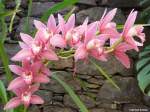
(1, 0, 150, 112)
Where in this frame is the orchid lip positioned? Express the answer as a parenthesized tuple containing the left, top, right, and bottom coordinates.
(22, 72, 33, 84)
(21, 92, 31, 103)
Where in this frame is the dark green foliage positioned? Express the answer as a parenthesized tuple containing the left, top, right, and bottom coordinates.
(137, 45, 150, 95)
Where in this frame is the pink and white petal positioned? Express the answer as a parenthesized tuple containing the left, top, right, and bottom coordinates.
(31, 61, 42, 72)
(50, 34, 66, 48)
(19, 42, 29, 49)
(30, 95, 44, 104)
(42, 50, 58, 61)
(116, 42, 133, 52)
(115, 51, 130, 68)
(66, 14, 75, 31)
(77, 17, 88, 34)
(84, 22, 97, 44)
(90, 49, 107, 61)
(7, 77, 25, 90)
(34, 74, 50, 83)
(100, 8, 107, 22)
(97, 34, 110, 45)
(30, 84, 40, 94)
(102, 28, 120, 38)
(98, 55, 108, 61)
(110, 38, 119, 45)
(34, 20, 47, 30)
(135, 41, 143, 47)
(4, 97, 21, 110)
(23, 100, 30, 108)
(58, 14, 65, 32)
(11, 49, 32, 61)
(74, 45, 87, 61)
(20, 33, 33, 45)
(42, 67, 51, 76)
(22, 59, 31, 70)
(123, 11, 137, 36)
(47, 14, 57, 32)
(101, 8, 117, 28)
(83, 17, 89, 26)
(9, 65, 23, 75)
(125, 36, 139, 51)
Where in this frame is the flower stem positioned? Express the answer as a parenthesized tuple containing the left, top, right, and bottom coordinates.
(23, 107, 27, 112)
(89, 59, 120, 90)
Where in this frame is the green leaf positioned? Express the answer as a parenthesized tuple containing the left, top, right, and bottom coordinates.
(0, 10, 20, 18)
(41, 0, 78, 21)
(138, 72, 150, 92)
(137, 44, 150, 95)
(89, 59, 120, 90)
(139, 50, 150, 58)
(136, 57, 150, 70)
(0, 41, 13, 82)
(9, 0, 21, 32)
(0, 80, 14, 112)
(64, 6, 76, 20)
(138, 64, 150, 78)
(0, 80, 8, 103)
(52, 72, 89, 112)
(0, 18, 7, 43)
(145, 45, 150, 50)
(23, 0, 32, 33)
(140, 0, 150, 6)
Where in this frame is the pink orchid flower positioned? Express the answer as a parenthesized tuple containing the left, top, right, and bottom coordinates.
(98, 8, 120, 38)
(122, 10, 145, 51)
(113, 43, 132, 68)
(34, 14, 58, 43)
(34, 14, 66, 48)
(57, 14, 76, 46)
(8, 60, 50, 90)
(12, 33, 58, 61)
(65, 18, 89, 47)
(4, 84, 43, 110)
(74, 22, 107, 61)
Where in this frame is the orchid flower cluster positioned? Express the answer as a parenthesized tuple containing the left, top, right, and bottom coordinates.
(4, 8, 145, 110)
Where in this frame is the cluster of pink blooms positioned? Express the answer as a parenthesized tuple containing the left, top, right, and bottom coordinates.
(4, 8, 145, 110)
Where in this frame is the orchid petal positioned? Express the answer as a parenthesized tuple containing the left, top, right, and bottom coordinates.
(30, 84, 40, 94)
(11, 49, 32, 61)
(115, 51, 130, 68)
(74, 44, 87, 61)
(34, 74, 50, 83)
(30, 95, 44, 104)
(4, 97, 21, 110)
(101, 8, 117, 28)
(66, 14, 75, 31)
(125, 36, 139, 51)
(50, 34, 66, 48)
(9, 65, 23, 75)
(20, 33, 33, 45)
(58, 14, 65, 32)
(47, 14, 57, 32)
(102, 28, 120, 38)
(31, 61, 42, 72)
(42, 50, 58, 61)
(84, 22, 97, 44)
(116, 43, 133, 52)
(34, 20, 47, 30)
(19, 42, 29, 49)
(123, 11, 137, 36)
(7, 77, 25, 90)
